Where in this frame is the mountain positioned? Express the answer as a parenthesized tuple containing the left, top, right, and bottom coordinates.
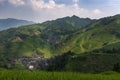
(0, 18, 34, 30)
(47, 14, 120, 73)
(40, 15, 93, 45)
(65, 14, 120, 53)
(0, 16, 93, 69)
(0, 16, 93, 58)
(0, 14, 120, 73)
(40, 15, 92, 36)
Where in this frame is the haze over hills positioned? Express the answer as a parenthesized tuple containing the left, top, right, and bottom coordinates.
(0, 14, 120, 73)
(0, 18, 34, 30)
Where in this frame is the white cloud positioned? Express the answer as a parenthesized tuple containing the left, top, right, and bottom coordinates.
(29, 0, 88, 21)
(93, 9, 103, 15)
(30, 0, 86, 14)
(8, 0, 25, 6)
(30, 0, 65, 9)
(26, 0, 105, 22)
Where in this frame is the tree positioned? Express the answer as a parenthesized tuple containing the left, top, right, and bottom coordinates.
(113, 63, 120, 72)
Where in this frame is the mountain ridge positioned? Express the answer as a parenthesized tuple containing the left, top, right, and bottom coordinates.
(0, 18, 34, 30)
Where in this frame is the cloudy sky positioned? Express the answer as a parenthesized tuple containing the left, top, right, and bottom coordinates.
(0, 0, 120, 22)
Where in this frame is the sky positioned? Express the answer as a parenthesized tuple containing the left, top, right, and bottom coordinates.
(0, 0, 120, 22)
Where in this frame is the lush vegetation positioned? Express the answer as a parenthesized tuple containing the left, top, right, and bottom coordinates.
(46, 51, 120, 73)
(1, 14, 120, 73)
(1, 70, 120, 80)
(0, 15, 93, 58)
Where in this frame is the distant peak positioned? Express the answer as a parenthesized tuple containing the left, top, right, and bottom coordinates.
(71, 15, 92, 20)
(71, 15, 79, 18)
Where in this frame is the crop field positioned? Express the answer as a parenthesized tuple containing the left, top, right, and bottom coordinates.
(0, 70, 120, 80)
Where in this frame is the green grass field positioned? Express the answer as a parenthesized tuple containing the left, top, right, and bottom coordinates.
(0, 70, 120, 80)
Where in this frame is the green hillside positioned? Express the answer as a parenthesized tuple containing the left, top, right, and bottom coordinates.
(0, 16, 93, 59)
(63, 14, 120, 53)
(47, 42, 120, 73)
(45, 14, 120, 73)
(1, 14, 120, 72)
(46, 14, 120, 73)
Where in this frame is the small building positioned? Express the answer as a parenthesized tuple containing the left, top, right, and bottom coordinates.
(29, 65, 34, 70)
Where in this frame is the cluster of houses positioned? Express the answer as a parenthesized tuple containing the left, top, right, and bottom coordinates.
(17, 54, 50, 70)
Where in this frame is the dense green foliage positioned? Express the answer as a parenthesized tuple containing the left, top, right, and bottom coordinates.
(46, 51, 120, 73)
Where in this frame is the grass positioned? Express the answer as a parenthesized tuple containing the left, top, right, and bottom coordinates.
(0, 70, 120, 80)
(37, 48, 52, 58)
